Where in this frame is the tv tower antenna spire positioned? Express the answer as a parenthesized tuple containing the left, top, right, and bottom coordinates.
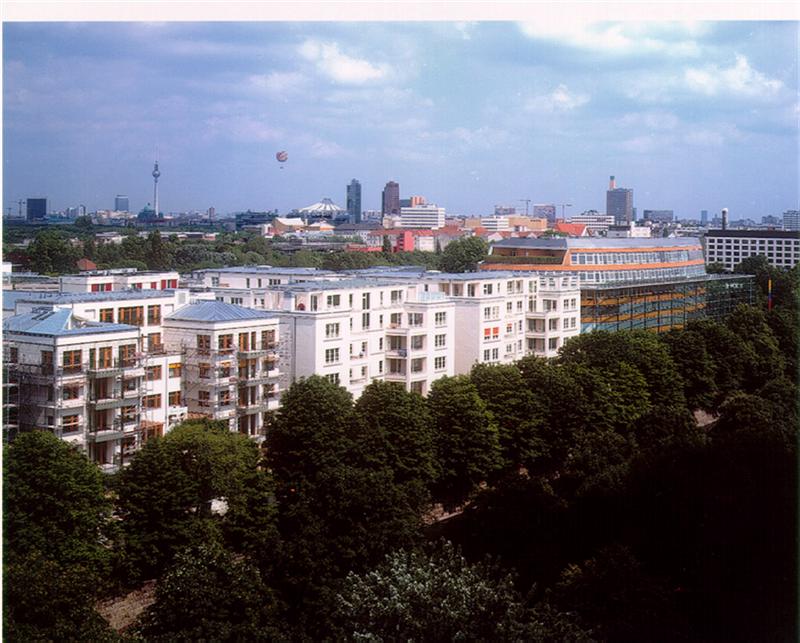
(152, 149, 161, 219)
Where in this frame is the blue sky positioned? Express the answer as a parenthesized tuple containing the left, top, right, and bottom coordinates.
(3, 20, 798, 219)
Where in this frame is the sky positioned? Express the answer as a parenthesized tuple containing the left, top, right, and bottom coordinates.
(3, 19, 798, 219)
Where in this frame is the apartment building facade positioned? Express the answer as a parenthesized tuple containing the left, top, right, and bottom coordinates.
(60, 269, 180, 293)
(162, 301, 282, 440)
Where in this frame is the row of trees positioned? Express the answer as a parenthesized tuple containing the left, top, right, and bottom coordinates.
(5, 224, 490, 275)
(5, 292, 797, 639)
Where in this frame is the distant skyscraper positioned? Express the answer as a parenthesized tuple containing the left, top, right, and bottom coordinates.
(347, 179, 362, 223)
(26, 198, 47, 222)
(533, 204, 557, 225)
(152, 159, 161, 218)
(606, 175, 633, 225)
(382, 181, 400, 216)
(115, 195, 129, 212)
(700, 210, 709, 226)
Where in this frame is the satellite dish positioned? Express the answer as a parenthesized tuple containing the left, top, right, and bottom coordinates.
(276, 151, 288, 169)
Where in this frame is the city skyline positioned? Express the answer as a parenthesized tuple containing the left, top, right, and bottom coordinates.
(3, 20, 798, 218)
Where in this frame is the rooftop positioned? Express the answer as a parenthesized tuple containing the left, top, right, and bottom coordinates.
(491, 237, 701, 249)
(706, 229, 800, 239)
(165, 300, 279, 322)
(4, 308, 139, 337)
(198, 266, 339, 276)
(14, 289, 184, 305)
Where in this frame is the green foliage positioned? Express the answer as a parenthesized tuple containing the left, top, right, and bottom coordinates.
(469, 362, 547, 474)
(381, 235, 392, 253)
(337, 541, 591, 642)
(355, 380, 439, 506)
(144, 230, 172, 270)
(3, 431, 116, 640)
(725, 304, 785, 390)
(439, 235, 489, 272)
(427, 376, 502, 510)
(137, 540, 282, 641)
(26, 229, 81, 274)
(705, 261, 726, 274)
(4, 430, 112, 570)
(114, 419, 278, 582)
(661, 328, 718, 410)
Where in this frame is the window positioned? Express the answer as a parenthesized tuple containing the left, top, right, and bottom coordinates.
(121, 405, 137, 421)
(123, 378, 137, 392)
(378, 360, 383, 374)
(143, 394, 162, 409)
(410, 381, 424, 395)
(231, 297, 243, 305)
(362, 292, 371, 310)
(148, 333, 162, 353)
(197, 335, 211, 353)
(261, 329, 276, 349)
(390, 312, 402, 327)
(410, 335, 424, 350)
(325, 348, 340, 364)
(168, 391, 182, 406)
(435, 356, 446, 371)
(99, 308, 114, 323)
(410, 358, 424, 373)
(217, 390, 231, 407)
(147, 305, 161, 325)
(435, 334, 446, 348)
(198, 391, 210, 407)
(492, 348, 499, 360)
(168, 363, 182, 378)
(483, 349, 491, 361)
(98, 347, 113, 369)
(327, 294, 341, 307)
(62, 350, 82, 373)
(238, 332, 251, 351)
(146, 365, 162, 381)
(199, 363, 211, 379)
(391, 289, 402, 304)
(325, 373, 340, 385)
(548, 338, 559, 351)
(467, 284, 477, 297)
(483, 283, 493, 295)
(62, 414, 81, 433)
(408, 313, 423, 327)
(434, 311, 447, 326)
(362, 312, 370, 329)
(325, 323, 340, 339)
(62, 385, 81, 400)
(119, 306, 144, 326)
(218, 334, 233, 353)
(7, 346, 18, 363)
(506, 302, 513, 312)
(549, 318, 559, 331)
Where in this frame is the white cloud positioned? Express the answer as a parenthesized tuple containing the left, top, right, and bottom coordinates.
(249, 72, 308, 95)
(454, 22, 476, 40)
(299, 39, 390, 85)
(684, 55, 783, 98)
(618, 110, 680, 131)
(518, 20, 702, 57)
(526, 84, 589, 112)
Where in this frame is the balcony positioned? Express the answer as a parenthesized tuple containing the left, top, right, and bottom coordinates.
(89, 396, 127, 411)
(386, 348, 408, 358)
(87, 427, 124, 443)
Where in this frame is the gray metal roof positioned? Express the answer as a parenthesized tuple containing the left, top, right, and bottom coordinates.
(165, 301, 277, 322)
(3, 290, 52, 312)
(13, 289, 182, 305)
(200, 266, 338, 276)
(278, 278, 411, 293)
(4, 308, 139, 337)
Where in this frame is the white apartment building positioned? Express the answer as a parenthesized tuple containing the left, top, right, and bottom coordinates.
(262, 279, 456, 398)
(59, 268, 180, 293)
(783, 210, 800, 232)
(3, 308, 186, 472)
(705, 229, 800, 270)
(162, 301, 282, 440)
(569, 211, 616, 235)
(191, 266, 340, 290)
(400, 205, 446, 230)
(480, 216, 510, 232)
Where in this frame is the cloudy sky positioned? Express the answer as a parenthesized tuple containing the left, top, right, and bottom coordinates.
(3, 19, 798, 219)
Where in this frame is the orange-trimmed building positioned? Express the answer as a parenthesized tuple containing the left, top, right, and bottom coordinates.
(482, 237, 754, 332)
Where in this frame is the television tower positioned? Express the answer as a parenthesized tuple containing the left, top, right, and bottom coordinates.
(152, 157, 161, 218)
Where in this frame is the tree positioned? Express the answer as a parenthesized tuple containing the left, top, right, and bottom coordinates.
(83, 236, 97, 260)
(725, 304, 785, 390)
(660, 328, 718, 410)
(337, 541, 591, 641)
(4, 431, 115, 640)
(354, 380, 439, 506)
(114, 420, 278, 582)
(26, 229, 81, 274)
(144, 230, 171, 270)
(137, 540, 281, 641)
(469, 362, 546, 474)
(685, 318, 749, 407)
(439, 236, 489, 272)
(427, 376, 502, 510)
(381, 235, 392, 254)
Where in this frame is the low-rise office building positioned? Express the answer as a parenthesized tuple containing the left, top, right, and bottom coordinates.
(704, 229, 800, 270)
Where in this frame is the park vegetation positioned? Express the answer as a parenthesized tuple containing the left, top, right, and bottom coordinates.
(3, 262, 797, 641)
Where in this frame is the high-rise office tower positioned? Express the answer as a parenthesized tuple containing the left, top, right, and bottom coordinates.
(606, 175, 633, 226)
(700, 210, 709, 226)
(347, 179, 362, 223)
(382, 181, 400, 216)
(26, 198, 47, 222)
(115, 195, 130, 212)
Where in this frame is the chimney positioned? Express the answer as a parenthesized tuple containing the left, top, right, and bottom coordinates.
(609, 175, 616, 190)
(721, 207, 728, 231)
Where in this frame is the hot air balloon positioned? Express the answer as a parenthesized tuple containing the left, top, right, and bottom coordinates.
(276, 151, 288, 169)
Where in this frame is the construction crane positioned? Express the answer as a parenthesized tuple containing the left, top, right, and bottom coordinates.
(519, 199, 531, 216)
(556, 203, 572, 221)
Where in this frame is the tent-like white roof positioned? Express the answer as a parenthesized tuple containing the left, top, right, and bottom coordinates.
(297, 198, 345, 215)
